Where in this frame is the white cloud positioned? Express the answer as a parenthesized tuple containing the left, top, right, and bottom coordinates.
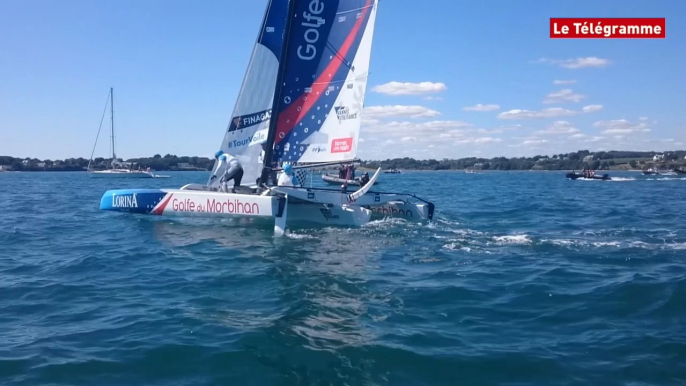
(639, 117, 648, 121)
(543, 89, 586, 104)
(423, 96, 443, 101)
(363, 120, 472, 138)
(499, 108, 575, 120)
(535, 121, 580, 135)
(553, 80, 577, 85)
(498, 105, 602, 120)
(356, 116, 509, 159)
(593, 119, 652, 135)
(523, 139, 549, 145)
(363, 105, 440, 119)
(582, 105, 603, 113)
(478, 128, 504, 134)
(463, 104, 500, 112)
(535, 57, 611, 69)
(371, 81, 447, 96)
(477, 124, 526, 134)
(416, 120, 473, 129)
(361, 118, 381, 126)
(455, 137, 503, 144)
(569, 133, 604, 142)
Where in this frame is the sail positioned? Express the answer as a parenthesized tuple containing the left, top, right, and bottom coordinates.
(208, 0, 288, 187)
(271, 0, 378, 164)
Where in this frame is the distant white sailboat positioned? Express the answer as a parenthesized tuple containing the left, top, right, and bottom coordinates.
(87, 88, 155, 178)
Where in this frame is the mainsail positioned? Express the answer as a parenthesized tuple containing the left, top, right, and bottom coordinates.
(208, 0, 288, 188)
(269, 0, 379, 165)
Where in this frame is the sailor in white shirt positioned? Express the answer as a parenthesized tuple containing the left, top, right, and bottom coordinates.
(277, 163, 299, 187)
(210, 150, 243, 193)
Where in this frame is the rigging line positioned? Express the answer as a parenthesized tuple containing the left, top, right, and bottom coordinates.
(87, 90, 112, 170)
(325, 4, 374, 72)
(326, 41, 354, 71)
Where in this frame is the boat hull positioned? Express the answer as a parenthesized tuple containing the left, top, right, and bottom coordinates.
(285, 203, 371, 227)
(99, 188, 374, 227)
(366, 201, 432, 221)
(565, 172, 611, 181)
(100, 189, 278, 218)
(89, 170, 155, 178)
(271, 186, 434, 222)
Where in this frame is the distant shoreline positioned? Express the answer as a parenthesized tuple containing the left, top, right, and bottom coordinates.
(1, 168, 652, 174)
(2, 150, 684, 173)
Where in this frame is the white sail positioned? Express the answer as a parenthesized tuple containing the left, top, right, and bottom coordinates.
(208, 0, 288, 187)
(270, 0, 379, 165)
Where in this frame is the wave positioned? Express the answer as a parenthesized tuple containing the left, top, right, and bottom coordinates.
(492, 235, 532, 245)
(645, 177, 686, 181)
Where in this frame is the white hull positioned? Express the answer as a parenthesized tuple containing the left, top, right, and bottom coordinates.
(100, 185, 432, 231)
(88, 169, 155, 178)
(100, 187, 377, 228)
(283, 202, 371, 227)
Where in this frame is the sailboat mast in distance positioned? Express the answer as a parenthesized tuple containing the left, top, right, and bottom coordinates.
(110, 87, 116, 162)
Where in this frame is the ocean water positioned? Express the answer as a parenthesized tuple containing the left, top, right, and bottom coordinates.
(1, 170, 685, 385)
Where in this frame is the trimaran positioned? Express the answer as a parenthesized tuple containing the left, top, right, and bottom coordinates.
(99, 0, 435, 235)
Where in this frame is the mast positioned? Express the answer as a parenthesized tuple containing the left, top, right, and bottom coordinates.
(259, 0, 297, 186)
(110, 87, 115, 163)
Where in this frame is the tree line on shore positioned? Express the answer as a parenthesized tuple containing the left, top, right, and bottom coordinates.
(364, 150, 686, 171)
(0, 154, 215, 172)
(2, 150, 684, 172)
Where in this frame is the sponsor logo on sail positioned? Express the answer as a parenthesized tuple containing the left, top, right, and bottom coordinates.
(227, 131, 267, 149)
(112, 193, 138, 208)
(228, 109, 271, 132)
(297, 0, 326, 60)
(331, 137, 353, 153)
(311, 145, 328, 153)
(334, 106, 358, 123)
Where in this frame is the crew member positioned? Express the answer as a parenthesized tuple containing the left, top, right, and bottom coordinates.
(210, 150, 243, 193)
(277, 163, 299, 186)
(360, 172, 370, 186)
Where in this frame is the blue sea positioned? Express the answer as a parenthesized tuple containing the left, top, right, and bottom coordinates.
(1, 170, 685, 385)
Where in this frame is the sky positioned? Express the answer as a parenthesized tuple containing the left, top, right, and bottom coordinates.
(1, 0, 684, 161)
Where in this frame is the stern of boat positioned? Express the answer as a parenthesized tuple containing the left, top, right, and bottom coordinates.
(366, 200, 434, 222)
(286, 202, 372, 227)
